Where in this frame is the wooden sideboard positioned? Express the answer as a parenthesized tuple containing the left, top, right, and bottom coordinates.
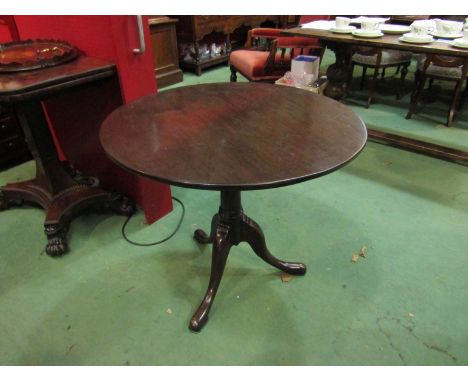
(148, 17, 184, 88)
(175, 16, 287, 75)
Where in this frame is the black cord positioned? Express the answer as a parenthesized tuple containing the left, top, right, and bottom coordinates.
(121, 196, 185, 246)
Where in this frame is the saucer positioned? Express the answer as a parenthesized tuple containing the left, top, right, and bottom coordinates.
(449, 38, 468, 49)
(379, 24, 411, 34)
(330, 26, 356, 33)
(430, 31, 463, 39)
(399, 33, 434, 44)
(352, 29, 384, 38)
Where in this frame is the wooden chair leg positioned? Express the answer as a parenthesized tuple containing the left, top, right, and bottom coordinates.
(347, 62, 355, 89)
(428, 78, 434, 90)
(397, 63, 410, 100)
(396, 65, 401, 75)
(360, 65, 367, 90)
(458, 78, 468, 111)
(230, 66, 237, 82)
(406, 73, 426, 120)
(367, 66, 379, 108)
(381, 67, 386, 80)
(447, 80, 463, 127)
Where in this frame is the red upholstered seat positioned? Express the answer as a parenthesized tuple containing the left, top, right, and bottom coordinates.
(229, 23, 328, 83)
(229, 50, 292, 81)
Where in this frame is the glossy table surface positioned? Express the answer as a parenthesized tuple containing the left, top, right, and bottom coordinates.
(100, 82, 368, 190)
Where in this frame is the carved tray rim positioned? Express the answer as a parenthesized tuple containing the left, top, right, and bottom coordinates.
(0, 39, 78, 73)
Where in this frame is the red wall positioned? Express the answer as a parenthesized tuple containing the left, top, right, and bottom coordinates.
(8, 16, 173, 224)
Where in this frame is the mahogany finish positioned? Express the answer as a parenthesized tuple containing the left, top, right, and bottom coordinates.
(100, 83, 367, 331)
(282, 27, 468, 165)
(0, 56, 135, 256)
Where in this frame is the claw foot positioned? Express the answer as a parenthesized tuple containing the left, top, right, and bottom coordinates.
(45, 224, 69, 257)
(108, 193, 136, 216)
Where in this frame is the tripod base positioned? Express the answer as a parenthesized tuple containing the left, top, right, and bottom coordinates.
(190, 190, 306, 332)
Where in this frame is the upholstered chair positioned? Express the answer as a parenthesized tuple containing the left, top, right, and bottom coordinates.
(229, 28, 323, 83)
(406, 54, 468, 127)
(350, 46, 412, 108)
(228, 16, 330, 83)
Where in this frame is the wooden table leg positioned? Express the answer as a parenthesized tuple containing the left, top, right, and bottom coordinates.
(323, 41, 353, 100)
(190, 190, 306, 332)
(0, 100, 135, 256)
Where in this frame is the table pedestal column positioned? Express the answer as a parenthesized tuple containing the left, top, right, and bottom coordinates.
(323, 41, 353, 100)
(0, 100, 135, 256)
(190, 189, 306, 332)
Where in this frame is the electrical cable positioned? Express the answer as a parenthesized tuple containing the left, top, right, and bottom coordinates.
(121, 196, 185, 246)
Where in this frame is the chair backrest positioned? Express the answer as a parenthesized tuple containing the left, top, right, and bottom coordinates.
(245, 28, 282, 49)
(353, 46, 383, 65)
(422, 54, 468, 81)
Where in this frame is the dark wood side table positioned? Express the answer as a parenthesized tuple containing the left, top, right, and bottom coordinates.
(100, 83, 367, 331)
(0, 56, 135, 256)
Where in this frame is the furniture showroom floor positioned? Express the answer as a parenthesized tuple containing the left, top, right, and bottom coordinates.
(1, 52, 467, 365)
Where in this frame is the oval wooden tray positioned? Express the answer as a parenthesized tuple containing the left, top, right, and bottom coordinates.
(0, 39, 78, 72)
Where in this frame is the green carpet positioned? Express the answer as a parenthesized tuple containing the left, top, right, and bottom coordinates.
(1, 141, 468, 365)
(1, 53, 468, 365)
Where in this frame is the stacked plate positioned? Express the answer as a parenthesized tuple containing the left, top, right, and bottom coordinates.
(399, 33, 434, 44)
(352, 29, 384, 38)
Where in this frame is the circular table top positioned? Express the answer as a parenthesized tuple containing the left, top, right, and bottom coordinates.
(100, 83, 367, 191)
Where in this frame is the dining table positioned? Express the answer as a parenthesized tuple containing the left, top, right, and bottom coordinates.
(100, 82, 367, 331)
(282, 25, 468, 165)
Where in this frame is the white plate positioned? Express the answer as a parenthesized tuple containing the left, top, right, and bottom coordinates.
(399, 34, 434, 44)
(430, 31, 463, 39)
(330, 26, 356, 33)
(379, 24, 411, 34)
(352, 30, 384, 38)
(449, 38, 468, 49)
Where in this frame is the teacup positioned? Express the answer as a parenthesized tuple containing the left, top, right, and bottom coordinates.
(335, 16, 350, 29)
(434, 18, 463, 35)
(361, 18, 380, 32)
(411, 24, 430, 37)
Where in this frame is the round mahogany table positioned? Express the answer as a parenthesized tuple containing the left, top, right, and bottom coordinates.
(100, 83, 367, 332)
